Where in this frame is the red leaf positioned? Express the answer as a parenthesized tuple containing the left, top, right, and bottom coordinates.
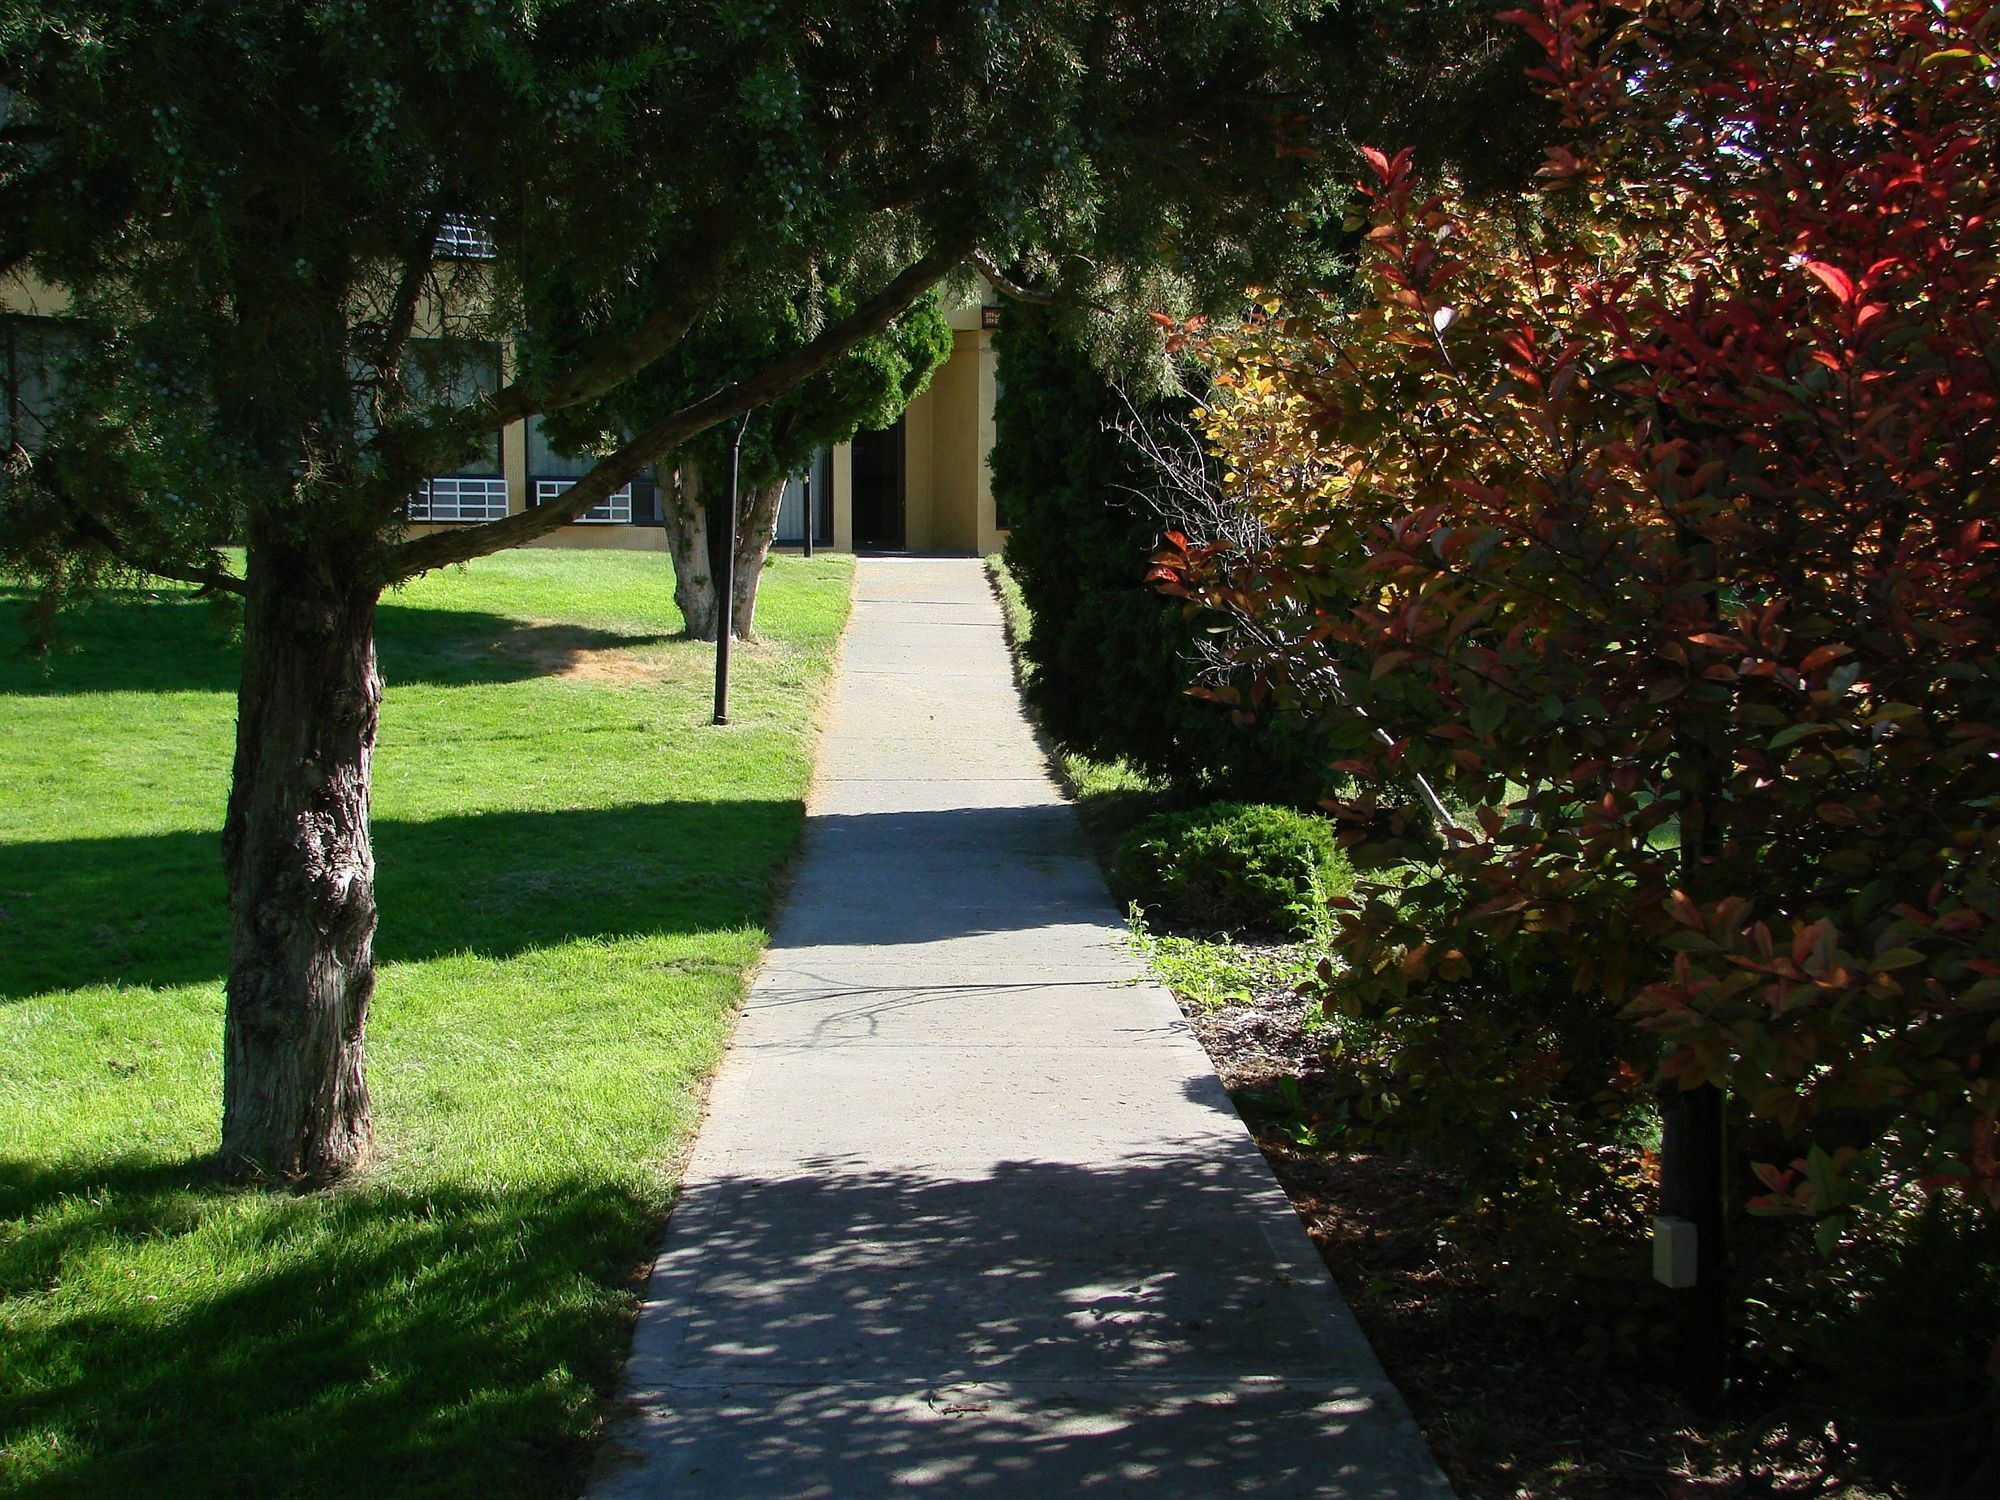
(1665, 890, 1703, 929)
(1802, 260, 1857, 305)
(1752, 1160, 1795, 1194)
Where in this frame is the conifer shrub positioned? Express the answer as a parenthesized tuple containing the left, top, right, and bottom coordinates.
(991, 305, 1327, 802)
(1114, 801, 1349, 937)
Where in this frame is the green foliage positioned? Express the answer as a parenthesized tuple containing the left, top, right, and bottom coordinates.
(1157, 0, 2000, 1449)
(986, 551, 1178, 865)
(1125, 903, 1324, 1010)
(8, 0, 1498, 1173)
(544, 284, 954, 493)
(4, 0, 1479, 602)
(1314, 865, 1668, 1326)
(1757, 1197, 2000, 1487)
(1165, 0, 2000, 1229)
(994, 305, 1333, 799)
(1114, 800, 1349, 937)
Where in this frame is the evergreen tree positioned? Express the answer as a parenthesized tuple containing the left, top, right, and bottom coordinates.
(0, 0, 1530, 1179)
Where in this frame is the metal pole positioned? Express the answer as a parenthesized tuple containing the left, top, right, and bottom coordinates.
(713, 412, 750, 726)
(801, 467, 814, 560)
(1658, 1079, 1728, 1409)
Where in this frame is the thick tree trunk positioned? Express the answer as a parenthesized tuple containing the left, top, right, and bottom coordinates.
(218, 542, 382, 1182)
(663, 464, 720, 640)
(666, 462, 782, 640)
(729, 477, 787, 639)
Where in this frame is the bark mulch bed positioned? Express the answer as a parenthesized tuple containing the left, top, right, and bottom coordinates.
(1169, 942, 1890, 1500)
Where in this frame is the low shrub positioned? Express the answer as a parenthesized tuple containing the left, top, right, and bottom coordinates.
(1114, 801, 1348, 937)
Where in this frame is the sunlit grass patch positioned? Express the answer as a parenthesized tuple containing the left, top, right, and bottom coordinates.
(0, 548, 852, 1498)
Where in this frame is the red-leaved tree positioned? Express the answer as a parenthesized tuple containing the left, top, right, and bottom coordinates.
(1156, 0, 1999, 1265)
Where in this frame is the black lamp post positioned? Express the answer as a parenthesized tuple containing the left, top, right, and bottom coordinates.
(713, 410, 752, 726)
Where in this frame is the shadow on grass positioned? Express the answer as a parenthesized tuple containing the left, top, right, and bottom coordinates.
(3, 801, 1167, 1002)
(0, 586, 676, 696)
(0, 1152, 660, 1500)
(0, 799, 803, 1001)
(0, 1150, 1393, 1500)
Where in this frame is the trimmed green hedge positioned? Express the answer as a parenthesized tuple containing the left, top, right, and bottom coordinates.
(992, 305, 1326, 800)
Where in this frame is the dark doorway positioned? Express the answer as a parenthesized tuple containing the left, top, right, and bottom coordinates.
(851, 420, 905, 550)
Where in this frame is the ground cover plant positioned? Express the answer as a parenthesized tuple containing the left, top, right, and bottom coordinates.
(0, 548, 852, 1498)
(1152, 0, 2000, 1487)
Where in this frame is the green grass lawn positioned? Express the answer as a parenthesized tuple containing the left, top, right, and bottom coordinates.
(0, 547, 853, 1499)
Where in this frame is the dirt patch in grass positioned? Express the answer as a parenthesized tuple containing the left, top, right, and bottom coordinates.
(457, 619, 678, 682)
(553, 646, 668, 683)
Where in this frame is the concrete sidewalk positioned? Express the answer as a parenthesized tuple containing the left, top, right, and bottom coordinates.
(591, 558, 1451, 1499)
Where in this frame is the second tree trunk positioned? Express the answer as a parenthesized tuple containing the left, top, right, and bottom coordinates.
(665, 464, 787, 640)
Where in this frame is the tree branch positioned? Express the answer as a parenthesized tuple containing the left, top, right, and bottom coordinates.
(383, 239, 971, 581)
(374, 207, 445, 378)
(970, 249, 1116, 316)
(482, 214, 742, 428)
(61, 493, 246, 595)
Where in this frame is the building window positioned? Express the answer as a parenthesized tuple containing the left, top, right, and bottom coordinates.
(1, 316, 79, 454)
(409, 476, 509, 522)
(526, 413, 658, 525)
(773, 448, 834, 546)
(405, 337, 504, 523)
(434, 215, 497, 261)
(536, 477, 631, 524)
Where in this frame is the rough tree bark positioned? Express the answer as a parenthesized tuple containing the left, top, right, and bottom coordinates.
(662, 464, 720, 640)
(218, 538, 383, 1181)
(665, 462, 787, 641)
(728, 476, 788, 640)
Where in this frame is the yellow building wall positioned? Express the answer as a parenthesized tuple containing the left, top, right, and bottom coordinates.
(890, 327, 993, 555)
(499, 342, 530, 518)
(402, 520, 669, 553)
(1, 274, 71, 317)
(928, 331, 985, 554)
(902, 378, 937, 551)
(831, 442, 855, 552)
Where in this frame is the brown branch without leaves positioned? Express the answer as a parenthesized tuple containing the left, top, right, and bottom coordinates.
(373, 207, 446, 379)
(970, 250, 1116, 316)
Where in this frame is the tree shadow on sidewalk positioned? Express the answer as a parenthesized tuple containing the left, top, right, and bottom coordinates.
(596, 1156, 1430, 1499)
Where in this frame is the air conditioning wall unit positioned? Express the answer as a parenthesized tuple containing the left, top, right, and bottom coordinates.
(535, 478, 632, 524)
